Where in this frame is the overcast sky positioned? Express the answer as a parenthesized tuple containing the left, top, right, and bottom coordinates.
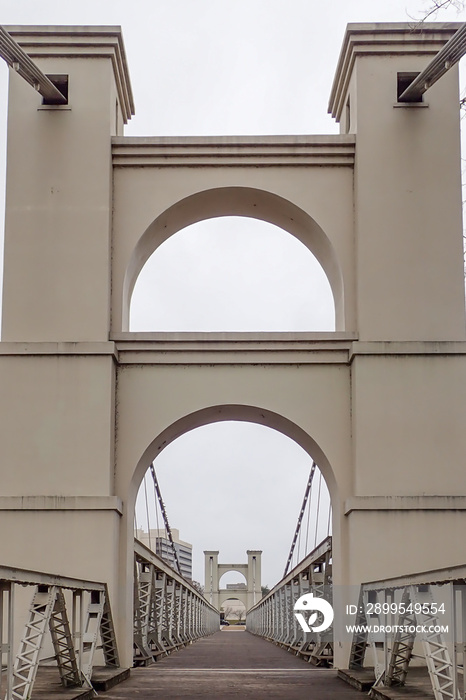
(1, 0, 465, 588)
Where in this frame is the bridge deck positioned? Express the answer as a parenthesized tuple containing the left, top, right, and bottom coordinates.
(102, 630, 362, 699)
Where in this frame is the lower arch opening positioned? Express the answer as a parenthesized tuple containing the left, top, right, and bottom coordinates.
(134, 419, 333, 591)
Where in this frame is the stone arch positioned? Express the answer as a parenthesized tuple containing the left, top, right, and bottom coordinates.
(219, 593, 248, 610)
(129, 404, 337, 510)
(122, 186, 345, 331)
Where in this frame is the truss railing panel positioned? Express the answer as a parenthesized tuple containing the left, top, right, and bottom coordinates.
(246, 536, 333, 665)
(133, 539, 219, 665)
(0, 566, 121, 700)
(346, 566, 466, 700)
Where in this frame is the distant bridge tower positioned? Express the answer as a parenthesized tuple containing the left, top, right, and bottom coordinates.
(204, 550, 262, 611)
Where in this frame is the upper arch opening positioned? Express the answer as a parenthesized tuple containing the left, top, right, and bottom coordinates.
(219, 571, 248, 588)
(130, 217, 334, 332)
(122, 187, 345, 332)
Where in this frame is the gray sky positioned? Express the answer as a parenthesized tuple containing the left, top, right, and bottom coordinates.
(1, 0, 465, 587)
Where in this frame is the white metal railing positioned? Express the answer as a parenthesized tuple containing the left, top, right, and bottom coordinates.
(133, 539, 219, 663)
(347, 565, 466, 700)
(0, 565, 119, 700)
(246, 536, 333, 665)
(0, 545, 220, 699)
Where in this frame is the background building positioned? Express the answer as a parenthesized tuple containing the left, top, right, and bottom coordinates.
(136, 527, 193, 579)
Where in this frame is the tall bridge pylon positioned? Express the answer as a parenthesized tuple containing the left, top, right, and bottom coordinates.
(0, 23, 465, 670)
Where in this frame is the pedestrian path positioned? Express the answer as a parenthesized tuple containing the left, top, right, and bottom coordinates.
(102, 630, 363, 699)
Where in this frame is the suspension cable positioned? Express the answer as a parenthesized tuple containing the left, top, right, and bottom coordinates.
(398, 23, 466, 103)
(283, 461, 316, 578)
(0, 25, 68, 103)
(149, 462, 183, 577)
(327, 504, 332, 538)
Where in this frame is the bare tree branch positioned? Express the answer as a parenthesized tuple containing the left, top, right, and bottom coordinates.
(417, 0, 464, 22)
(235, 608, 246, 622)
(222, 606, 233, 619)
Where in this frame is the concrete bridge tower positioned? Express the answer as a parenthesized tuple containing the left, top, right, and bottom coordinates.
(1, 24, 466, 668)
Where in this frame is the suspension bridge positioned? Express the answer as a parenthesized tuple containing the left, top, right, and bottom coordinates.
(0, 20, 466, 700)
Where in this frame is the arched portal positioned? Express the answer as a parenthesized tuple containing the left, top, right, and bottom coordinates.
(121, 187, 345, 332)
(126, 405, 341, 590)
(220, 597, 247, 622)
(120, 402, 344, 666)
(134, 420, 332, 587)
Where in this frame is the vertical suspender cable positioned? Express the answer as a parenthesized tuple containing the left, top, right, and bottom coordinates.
(304, 484, 312, 555)
(143, 473, 152, 550)
(297, 520, 302, 567)
(152, 470, 158, 552)
(155, 482, 161, 549)
(327, 504, 332, 538)
(209, 557, 213, 604)
(313, 471, 322, 549)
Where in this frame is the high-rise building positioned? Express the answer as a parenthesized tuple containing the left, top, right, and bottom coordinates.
(136, 527, 192, 579)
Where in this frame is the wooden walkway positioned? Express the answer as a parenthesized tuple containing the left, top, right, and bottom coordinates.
(100, 630, 364, 699)
(339, 666, 436, 699)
